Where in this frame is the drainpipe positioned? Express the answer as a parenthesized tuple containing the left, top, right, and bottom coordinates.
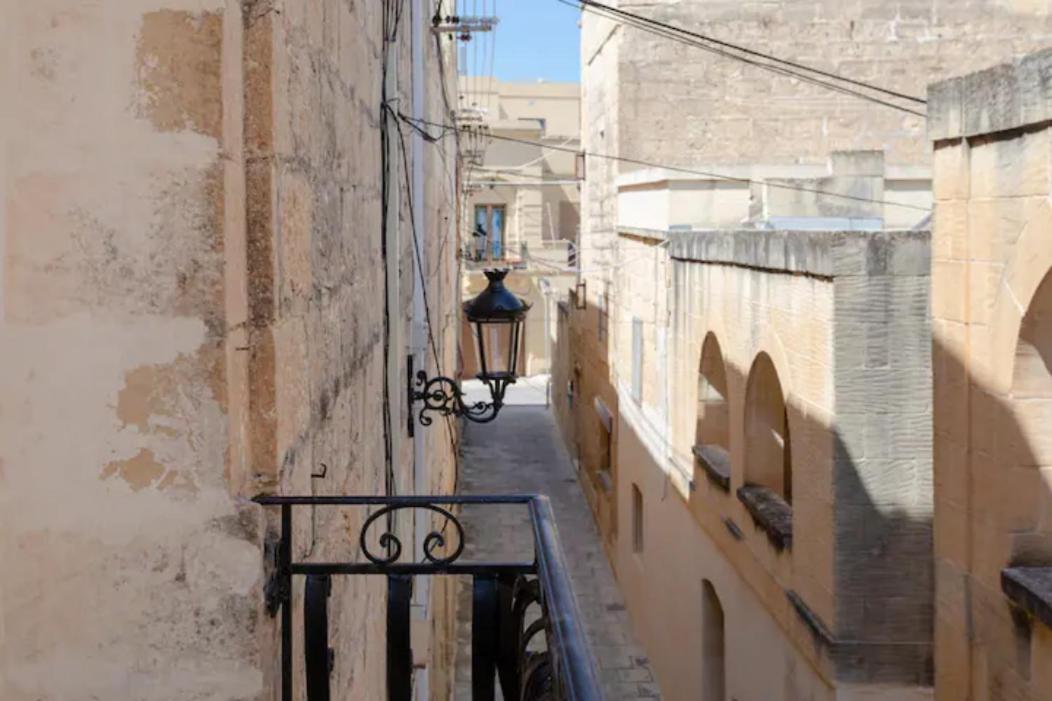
(410, 0, 428, 516)
(538, 277, 552, 406)
(384, 0, 403, 511)
(409, 3, 431, 700)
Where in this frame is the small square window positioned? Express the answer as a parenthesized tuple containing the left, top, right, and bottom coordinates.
(632, 484, 644, 554)
(631, 318, 643, 403)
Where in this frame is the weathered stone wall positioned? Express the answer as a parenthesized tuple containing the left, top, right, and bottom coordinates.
(612, 0, 1052, 168)
(0, 1, 459, 698)
(930, 48, 1052, 701)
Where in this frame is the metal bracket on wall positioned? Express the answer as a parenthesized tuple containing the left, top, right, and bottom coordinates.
(574, 280, 587, 309)
(263, 536, 288, 618)
(407, 354, 416, 438)
(304, 575, 334, 701)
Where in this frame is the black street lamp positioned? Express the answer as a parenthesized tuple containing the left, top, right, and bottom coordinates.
(411, 270, 530, 427)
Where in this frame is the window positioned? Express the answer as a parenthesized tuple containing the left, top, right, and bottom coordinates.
(701, 580, 726, 701)
(631, 483, 644, 553)
(473, 205, 505, 261)
(597, 292, 608, 344)
(631, 317, 643, 403)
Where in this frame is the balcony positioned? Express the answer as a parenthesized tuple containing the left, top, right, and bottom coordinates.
(523, 240, 578, 271)
(462, 240, 527, 270)
(462, 240, 577, 272)
(255, 494, 603, 700)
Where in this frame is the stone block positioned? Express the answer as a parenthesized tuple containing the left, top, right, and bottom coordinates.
(932, 259, 968, 323)
(932, 141, 971, 204)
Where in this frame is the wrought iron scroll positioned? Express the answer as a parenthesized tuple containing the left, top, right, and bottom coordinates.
(412, 371, 500, 426)
(359, 502, 466, 566)
(252, 494, 603, 701)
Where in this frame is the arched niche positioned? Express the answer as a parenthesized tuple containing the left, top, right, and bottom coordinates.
(696, 333, 730, 450)
(744, 352, 792, 503)
(701, 579, 726, 701)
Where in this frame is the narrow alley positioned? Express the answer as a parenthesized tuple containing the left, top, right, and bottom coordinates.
(453, 397, 659, 699)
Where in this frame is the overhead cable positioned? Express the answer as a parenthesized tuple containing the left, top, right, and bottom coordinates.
(558, 0, 926, 117)
(397, 113, 932, 213)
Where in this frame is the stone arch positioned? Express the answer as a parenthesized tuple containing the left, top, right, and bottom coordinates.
(1005, 271, 1052, 543)
(989, 212, 1052, 393)
(743, 352, 792, 502)
(696, 333, 730, 451)
(701, 579, 726, 701)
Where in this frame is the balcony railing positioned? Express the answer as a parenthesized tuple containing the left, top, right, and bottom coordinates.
(462, 240, 525, 268)
(462, 240, 578, 271)
(523, 240, 577, 270)
(254, 494, 602, 701)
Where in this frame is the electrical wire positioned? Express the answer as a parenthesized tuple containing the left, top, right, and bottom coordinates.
(487, 0, 498, 103)
(559, 0, 926, 117)
(397, 113, 932, 213)
(390, 108, 462, 462)
(580, 0, 926, 104)
(379, 0, 400, 527)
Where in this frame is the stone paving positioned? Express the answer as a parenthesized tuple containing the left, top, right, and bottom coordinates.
(452, 403, 660, 699)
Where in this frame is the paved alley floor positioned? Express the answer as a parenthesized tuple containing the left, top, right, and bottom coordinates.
(452, 403, 660, 699)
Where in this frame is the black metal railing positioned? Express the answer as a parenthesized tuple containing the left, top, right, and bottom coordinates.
(254, 494, 603, 701)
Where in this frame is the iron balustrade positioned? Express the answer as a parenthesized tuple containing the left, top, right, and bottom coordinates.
(254, 494, 603, 701)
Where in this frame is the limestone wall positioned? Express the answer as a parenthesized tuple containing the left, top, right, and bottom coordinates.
(930, 48, 1052, 701)
(0, 1, 459, 699)
(608, 0, 1052, 168)
(557, 224, 933, 699)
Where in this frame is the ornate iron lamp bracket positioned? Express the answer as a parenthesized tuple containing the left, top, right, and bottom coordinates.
(411, 369, 508, 426)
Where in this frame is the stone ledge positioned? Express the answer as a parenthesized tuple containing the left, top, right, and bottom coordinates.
(666, 228, 930, 279)
(929, 46, 1052, 141)
(693, 443, 730, 491)
(788, 590, 835, 647)
(618, 226, 668, 243)
(736, 484, 793, 551)
(787, 591, 933, 685)
(1002, 566, 1052, 630)
(596, 468, 614, 495)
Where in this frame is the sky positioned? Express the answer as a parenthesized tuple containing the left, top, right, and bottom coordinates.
(457, 1, 581, 84)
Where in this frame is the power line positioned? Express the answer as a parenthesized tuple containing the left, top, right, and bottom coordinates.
(582, 0, 926, 104)
(559, 0, 926, 117)
(398, 113, 932, 213)
(487, 0, 498, 100)
(380, 0, 401, 510)
(388, 104, 461, 458)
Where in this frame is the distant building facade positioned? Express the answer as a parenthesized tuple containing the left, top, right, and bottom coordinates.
(460, 79, 581, 377)
(554, 1, 1052, 699)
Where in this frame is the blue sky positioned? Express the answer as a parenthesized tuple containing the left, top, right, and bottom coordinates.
(458, 1, 581, 84)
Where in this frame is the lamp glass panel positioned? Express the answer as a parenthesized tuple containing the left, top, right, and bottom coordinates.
(471, 319, 523, 379)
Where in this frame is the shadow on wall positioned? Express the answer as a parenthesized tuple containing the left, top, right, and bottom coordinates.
(612, 317, 1052, 698)
(686, 350, 934, 693)
(929, 269, 1052, 699)
(550, 287, 618, 548)
(551, 263, 1052, 699)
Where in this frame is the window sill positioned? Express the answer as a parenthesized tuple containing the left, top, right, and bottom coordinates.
(736, 485, 793, 551)
(596, 468, 614, 495)
(692, 443, 730, 491)
(1002, 567, 1052, 630)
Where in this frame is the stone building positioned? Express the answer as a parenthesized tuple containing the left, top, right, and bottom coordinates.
(929, 49, 1052, 701)
(460, 79, 581, 377)
(555, 196, 934, 701)
(554, 0, 1052, 699)
(1, 2, 460, 699)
